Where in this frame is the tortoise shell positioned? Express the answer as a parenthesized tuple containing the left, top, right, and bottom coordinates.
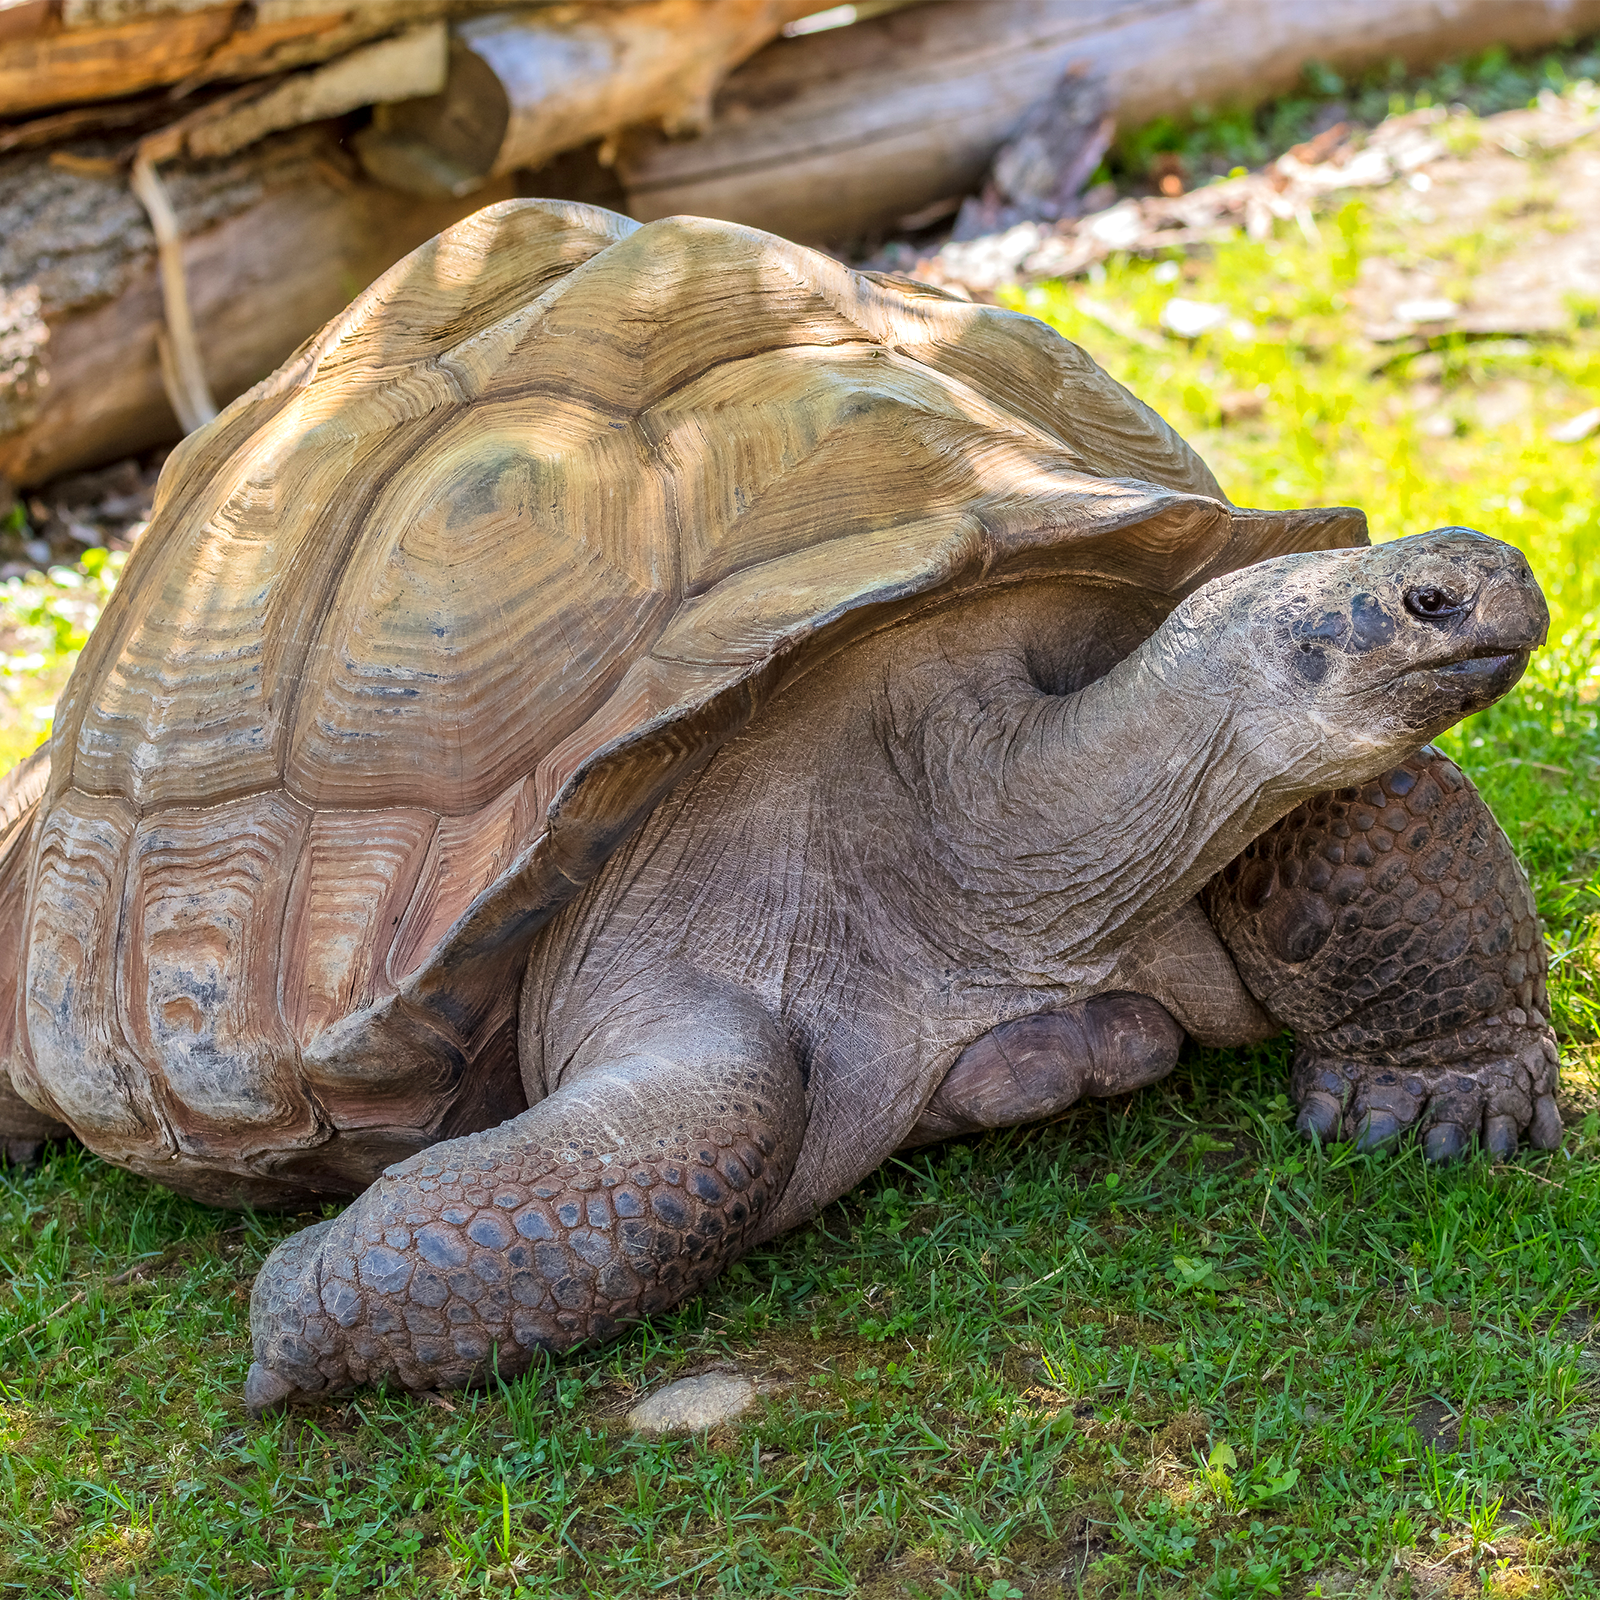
(5, 199, 1365, 1204)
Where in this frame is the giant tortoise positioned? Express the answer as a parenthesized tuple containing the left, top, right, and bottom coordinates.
(0, 200, 1557, 1410)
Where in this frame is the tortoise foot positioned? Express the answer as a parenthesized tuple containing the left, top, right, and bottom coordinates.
(1207, 746, 1561, 1168)
(1292, 1029, 1560, 1162)
(0, 1068, 72, 1169)
(247, 1217, 348, 1410)
(244, 1362, 304, 1417)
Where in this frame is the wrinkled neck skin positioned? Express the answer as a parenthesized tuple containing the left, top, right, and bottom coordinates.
(531, 579, 1401, 1050)
(874, 587, 1376, 993)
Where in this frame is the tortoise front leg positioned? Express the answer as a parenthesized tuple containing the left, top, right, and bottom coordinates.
(245, 971, 803, 1411)
(1204, 746, 1560, 1160)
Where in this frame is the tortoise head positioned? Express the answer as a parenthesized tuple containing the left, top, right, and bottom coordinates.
(1165, 527, 1547, 776)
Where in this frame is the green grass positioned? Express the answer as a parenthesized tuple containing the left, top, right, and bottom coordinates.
(0, 536, 123, 772)
(1110, 34, 1600, 184)
(3, 1066, 1600, 1597)
(5, 75, 1600, 1600)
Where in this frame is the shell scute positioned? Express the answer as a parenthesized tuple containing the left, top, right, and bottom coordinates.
(120, 791, 315, 1151)
(18, 789, 147, 1148)
(650, 346, 1077, 598)
(283, 806, 436, 1046)
(388, 778, 542, 985)
(54, 202, 637, 819)
(283, 406, 675, 816)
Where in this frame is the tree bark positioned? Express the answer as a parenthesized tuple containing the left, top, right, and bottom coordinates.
(351, 0, 820, 198)
(615, 0, 1600, 242)
(0, 2, 489, 119)
(0, 127, 514, 489)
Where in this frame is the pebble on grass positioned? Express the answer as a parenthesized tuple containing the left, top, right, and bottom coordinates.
(626, 1372, 756, 1434)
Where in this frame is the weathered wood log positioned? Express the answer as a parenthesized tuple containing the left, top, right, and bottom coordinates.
(119, 21, 450, 435)
(352, 0, 820, 197)
(615, 0, 1600, 241)
(0, 1, 496, 119)
(0, 13, 459, 155)
(185, 23, 448, 162)
(0, 127, 514, 488)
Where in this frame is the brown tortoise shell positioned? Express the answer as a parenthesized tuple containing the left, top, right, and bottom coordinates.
(0, 199, 1367, 1205)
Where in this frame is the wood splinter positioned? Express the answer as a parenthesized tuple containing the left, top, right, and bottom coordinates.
(129, 144, 218, 436)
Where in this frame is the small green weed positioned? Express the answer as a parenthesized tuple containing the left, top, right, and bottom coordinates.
(0, 546, 126, 769)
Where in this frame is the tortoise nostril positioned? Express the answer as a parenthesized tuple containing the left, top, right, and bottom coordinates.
(1404, 585, 1468, 621)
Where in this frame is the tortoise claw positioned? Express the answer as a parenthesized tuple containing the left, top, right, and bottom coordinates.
(1529, 1094, 1563, 1151)
(1296, 1091, 1342, 1145)
(244, 1363, 301, 1417)
(1352, 1109, 1402, 1152)
(1485, 1114, 1519, 1160)
(1422, 1121, 1468, 1163)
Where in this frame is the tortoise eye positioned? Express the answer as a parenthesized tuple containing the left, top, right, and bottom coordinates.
(1404, 585, 1466, 620)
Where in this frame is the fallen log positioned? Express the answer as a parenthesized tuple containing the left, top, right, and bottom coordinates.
(0, 1, 490, 119)
(614, 0, 1600, 242)
(0, 128, 515, 489)
(352, 0, 820, 197)
(0, 0, 817, 489)
(184, 23, 448, 163)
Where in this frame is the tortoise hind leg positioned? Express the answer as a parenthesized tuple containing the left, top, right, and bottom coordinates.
(246, 968, 803, 1411)
(1204, 746, 1560, 1160)
(0, 1077, 67, 1168)
(902, 994, 1183, 1149)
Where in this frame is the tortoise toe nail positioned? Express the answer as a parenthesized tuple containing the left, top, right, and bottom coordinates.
(1529, 1095, 1563, 1151)
(1422, 1122, 1467, 1163)
(1353, 1109, 1401, 1152)
(1297, 1091, 1342, 1145)
(1485, 1114, 1519, 1160)
(244, 1362, 300, 1417)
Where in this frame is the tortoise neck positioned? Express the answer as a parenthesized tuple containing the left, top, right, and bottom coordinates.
(938, 624, 1318, 979)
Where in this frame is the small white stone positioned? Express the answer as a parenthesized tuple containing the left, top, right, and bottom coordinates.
(1084, 200, 1145, 251)
(1549, 405, 1600, 443)
(1394, 297, 1459, 325)
(627, 1373, 756, 1435)
(1159, 297, 1229, 338)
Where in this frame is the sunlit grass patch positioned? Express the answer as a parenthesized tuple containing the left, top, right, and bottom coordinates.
(0, 545, 126, 770)
(1015, 207, 1600, 629)
(6, 1035, 1598, 1596)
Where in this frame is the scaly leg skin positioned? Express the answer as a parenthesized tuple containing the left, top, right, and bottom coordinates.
(0, 1069, 69, 1168)
(1205, 745, 1560, 1160)
(245, 976, 803, 1413)
(903, 994, 1183, 1148)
